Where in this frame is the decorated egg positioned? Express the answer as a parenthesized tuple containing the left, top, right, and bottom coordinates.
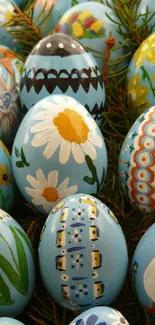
(69, 306, 129, 325)
(38, 193, 128, 311)
(12, 94, 107, 215)
(54, 2, 124, 70)
(137, 0, 155, 32)
(0, 318, 25, 325)
(132, 223, 155, 316)
(0, 209, 35, 316)
(119, 105, 155, 214)
(20, 33, 105, 125)
(32, 0, 109, 36)
(127, 32, 155, 117)
(0, 45, 24, 91)
(0, 0, 20, 51)
(0, 64, 22, 145)
(0, 140, 15, 212)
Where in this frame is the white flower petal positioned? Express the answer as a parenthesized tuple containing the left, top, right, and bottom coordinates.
(81, 141, 97, 160)
(32, 110, 54, 121)
(57, 177, 70, 191)
(47, 170, 58, 188)
(43, 134, 61, 160)
(43, 202, 55, 213)
(59, 185, 78, 198)
(107, 313, 117, 319)
(25, 187, 41, 198)
(31, 119, 53, 133)
(72, 143, 85, 164)
(26, 175, 43, 190)
(31, 129, 53, 147)
(36, 169, 47, 188)
(52, 95, 67, 106)
(32, 197, 45, 205)
(59, 140, 71, 164)
(86, 117, 97, 130)
(88, 132, 103, 148)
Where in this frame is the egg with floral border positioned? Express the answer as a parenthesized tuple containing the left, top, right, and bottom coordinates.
(0, 318, 25, 325)
(0, 0, 21, 51)
(54, 2, 124, 71)
(137, 0, 155, 33)
(0, 209, 35, 316)
(69, 306, 129, 325)
(0, 64, 22, 145)
(127, 32, 155, 117)
(20, 33, 105, 125)
(132, 223, 155, 316)
(32, 0, 110, 36)
(38, 194, 128, 311)
(0, 140, 15, 212)
(12, 94, 107, 215)
(119, 105, 155, 214)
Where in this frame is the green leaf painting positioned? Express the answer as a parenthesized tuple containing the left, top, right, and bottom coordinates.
(15, 146, 30, 168)
(83, 155, 105, 193)
(0, 226, 33, 305)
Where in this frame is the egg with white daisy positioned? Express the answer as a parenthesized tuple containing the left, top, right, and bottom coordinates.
(12, 94, 107, 215)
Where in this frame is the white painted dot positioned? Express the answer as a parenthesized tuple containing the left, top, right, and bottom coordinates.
(36, 43, 41, 49)
(71, 43, 76, 48)
(59, 43, 64, 49)
(46, 42, 52, 48)
(80, 45, 83, 50)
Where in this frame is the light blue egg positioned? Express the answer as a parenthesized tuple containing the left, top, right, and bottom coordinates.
(0, 140, 15, 212)
(69, 306, 129, 325)
(19, 33, 105, 126)
(119, 105, 155, 214)
(0, 209, 35, 317)
(0, 318, 25, 325)
(137, 0, 155, 32)
(38, 193, 128, 311)
(54, 2, 125, 71)
(12, 94, 107, 215)
(132, 223, 155, 316)
(127, 32, 155, 117)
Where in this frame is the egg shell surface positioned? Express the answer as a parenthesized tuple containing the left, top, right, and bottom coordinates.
(0, 318, 25, 325)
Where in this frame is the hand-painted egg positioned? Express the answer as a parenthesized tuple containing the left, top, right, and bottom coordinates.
(54, 2, 124, 71)
(38, 193, 128, 311)
(0, 209, 35, 317)
(0, 318, 25, 325)
(32, 0, 109, 36)
(0, 45, 24, 92)
(119, 105, 155, 214)
(69, 306, 129, 325)
(14, 0, 27, 9)
(20, 33, 105, 125)
(12, 94, 107, 215)
(127, 33, 155, 117)
(0, 1, 20, 51)
(137, 0, 155, 33)
(0, 140, 15, 212)
(132, 223, 155, 316)
(0, 64, 22, 145)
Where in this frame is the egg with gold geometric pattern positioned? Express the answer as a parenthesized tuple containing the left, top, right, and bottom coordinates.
(38, 193, 128, 311)
(127, 32, 155, 117)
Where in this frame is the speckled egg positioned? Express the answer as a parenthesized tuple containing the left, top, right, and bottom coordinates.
(119, 105, 155, 214)
(0, 209, 35, 317)
(12, 94, 107, 215)
(137, 0, 155, 32)
(0, 318, 25, 325)
(0, 140, 15, 212)
(0, 0, 20, 51)
(127, 32, 155, 117)
(19, 33, 105, 125)
(54, 2, 124, 70)
(38, 193, 128, 311)
(132, 223, 155, 317)
(69, 306, 129, 325)
(32, 0, 110, 36)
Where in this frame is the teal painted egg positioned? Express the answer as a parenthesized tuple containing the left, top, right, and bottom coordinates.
(0, 209, 35, 317)
(19, 33, 105, 125)
(0, 140, 15, 212)
(0, 318, 24, 325)
(12, 94, 107, 215)
(69, 307, 129, 325)
(127, 33, 155, 117)
(38, 193, 128, 311)
(54, 2, 124, 70)
(132, 223, 155, 316)
(119, 106, 155, 214)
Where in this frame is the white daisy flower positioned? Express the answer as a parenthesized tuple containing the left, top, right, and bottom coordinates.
(0, 2, 14, 23)
(31, 96, 103, 164)
(25, 169, 78, 213)
(108, 309, 129, 325)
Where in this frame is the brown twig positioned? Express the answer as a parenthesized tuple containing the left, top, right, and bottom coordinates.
(102, 36, 116, 81)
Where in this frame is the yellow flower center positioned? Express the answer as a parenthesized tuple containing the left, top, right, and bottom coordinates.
(53, 109, 89, 144)
(6, 12, 13, 21)
(42, 187, 59, 202)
